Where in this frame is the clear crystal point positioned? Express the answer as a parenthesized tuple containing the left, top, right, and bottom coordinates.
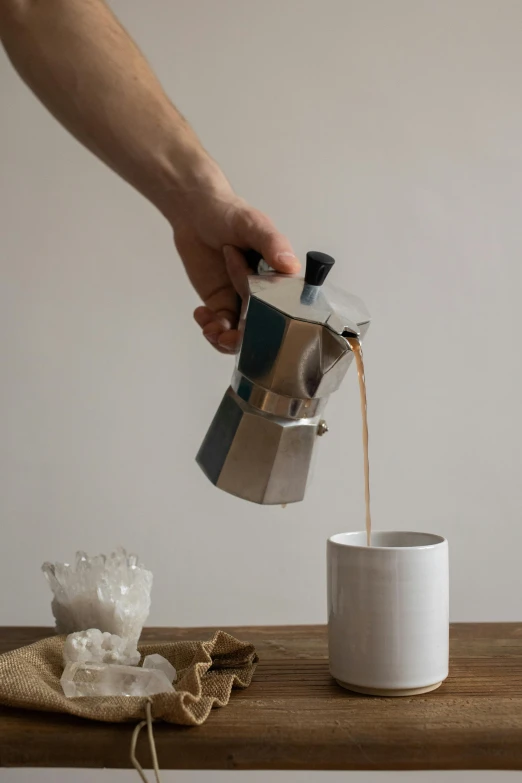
(143, 654, 177, 684)
(61, 662, 174, 698)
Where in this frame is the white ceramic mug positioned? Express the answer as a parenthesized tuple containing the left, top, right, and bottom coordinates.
(327, 531, 449, 696)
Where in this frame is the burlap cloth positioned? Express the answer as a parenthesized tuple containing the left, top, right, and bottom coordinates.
(0, 631, 258, 725)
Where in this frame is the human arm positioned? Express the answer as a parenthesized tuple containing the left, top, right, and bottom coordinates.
(0, 0, 300, 351)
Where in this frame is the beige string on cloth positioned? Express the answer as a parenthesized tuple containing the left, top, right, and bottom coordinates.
(130, 700, 161, 783)
(0, 631, 258, 781)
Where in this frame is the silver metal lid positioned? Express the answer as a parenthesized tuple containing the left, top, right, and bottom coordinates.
(247, 273, 370, 336)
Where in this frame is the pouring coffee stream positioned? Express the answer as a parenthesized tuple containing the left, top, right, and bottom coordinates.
(196, 250, 371, 528)
(346, 337, 371, 547)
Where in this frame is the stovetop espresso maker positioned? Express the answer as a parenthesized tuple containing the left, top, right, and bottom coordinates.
(196, 250, 370, 505)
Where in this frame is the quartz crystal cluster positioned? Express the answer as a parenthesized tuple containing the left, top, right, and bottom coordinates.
(42, 548, 152, 646)
(43, 549, 175, 698)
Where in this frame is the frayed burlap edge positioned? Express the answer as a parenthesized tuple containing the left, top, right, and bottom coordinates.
(0, 631, 258, 725)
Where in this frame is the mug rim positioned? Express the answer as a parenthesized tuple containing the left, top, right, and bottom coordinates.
(328, 530, 447, 551)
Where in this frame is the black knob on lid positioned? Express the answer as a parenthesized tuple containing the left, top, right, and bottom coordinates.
(305, 251, 335, 286)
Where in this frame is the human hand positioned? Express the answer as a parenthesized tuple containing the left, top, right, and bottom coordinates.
(172, 170, 300, 353)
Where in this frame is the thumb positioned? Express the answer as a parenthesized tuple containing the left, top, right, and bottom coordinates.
(236, 208, 301, 275)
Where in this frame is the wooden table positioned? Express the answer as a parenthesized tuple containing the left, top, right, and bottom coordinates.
(0, 624, 521, 771)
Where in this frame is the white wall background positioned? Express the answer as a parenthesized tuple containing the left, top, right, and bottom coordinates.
(2, 0, 522, 781)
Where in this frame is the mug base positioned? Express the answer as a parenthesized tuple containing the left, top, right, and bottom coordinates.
(335, 678, 443, 697)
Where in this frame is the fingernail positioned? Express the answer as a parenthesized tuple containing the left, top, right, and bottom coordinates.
(276, 252, 299, 267)
(217, 336, 237, 351)
(204, 326, 221, 343)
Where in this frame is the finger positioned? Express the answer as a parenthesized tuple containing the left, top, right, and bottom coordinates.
(198, 309, 232, 330)
(194, 307, 235, 351)
(217, 329, 241, 352)
(223, 245, 249, 299)
(202, 321, 226, 344)
(201, 324, 237, 354)
(203, 287, 239, 330)
(202, 317, 232, 341)
(215, 344, 236, 354)
(206, 338, 236, 355)
(178, 231, 239, 327)
(236, 209, 301, 274)
(194, 306, 216, 329)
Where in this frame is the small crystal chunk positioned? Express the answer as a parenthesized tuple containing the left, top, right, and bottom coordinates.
(61, 662, 174, 698)
(143, 654, 177, 684)
(63, 629, 140, 666)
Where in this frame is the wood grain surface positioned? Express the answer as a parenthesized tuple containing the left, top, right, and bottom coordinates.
(0, 624, 521, 771)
